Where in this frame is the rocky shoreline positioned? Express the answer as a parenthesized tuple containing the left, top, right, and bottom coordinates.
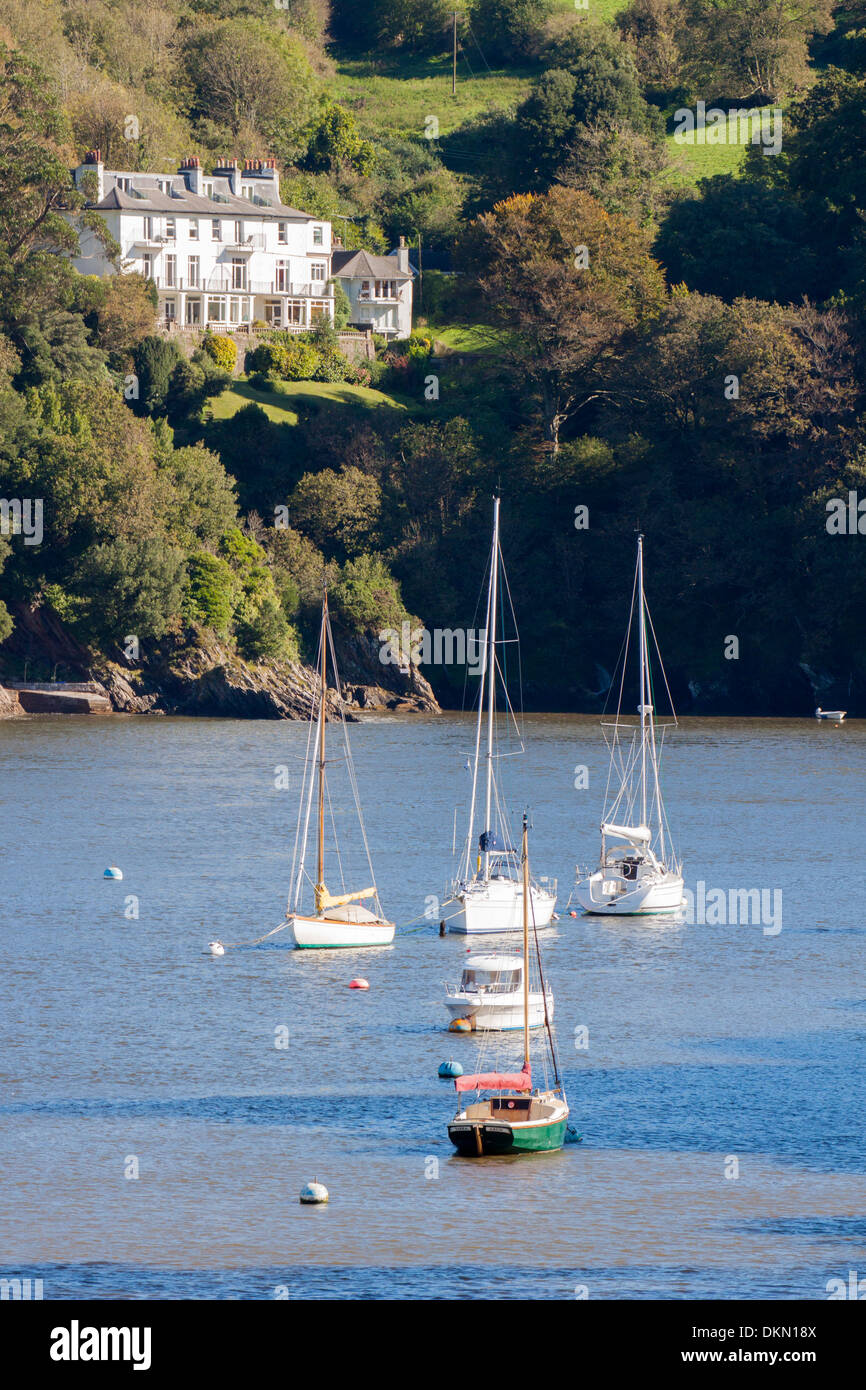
(0, 604, 439, 720)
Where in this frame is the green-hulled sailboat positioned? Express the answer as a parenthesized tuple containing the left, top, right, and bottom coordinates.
(447, 814, 569, 1157)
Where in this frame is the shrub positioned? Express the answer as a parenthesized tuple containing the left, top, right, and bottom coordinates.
(282, 341, 322, 380)
(236, 596, 297, 660)
(332, 554, 407, 630)
(245, 339, 321, 380)
(201, 333, 237, 374)
(184, 552, 237, 635)
(132, 336, 184, 416)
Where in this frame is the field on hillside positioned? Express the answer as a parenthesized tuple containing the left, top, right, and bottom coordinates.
(332, 57, 531, 140)
(662, 109, 781, 186)
(207, 377, 413, 427)
(331, 1, 629, 140)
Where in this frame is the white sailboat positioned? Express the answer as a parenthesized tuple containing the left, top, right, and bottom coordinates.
(444, 497, 557, 934)
(287, 592, 395, 949)
(575, 534, 684, 916)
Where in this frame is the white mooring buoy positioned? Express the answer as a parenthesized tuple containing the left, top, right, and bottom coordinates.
(103, 866, 123, 880)
(208, 940, 225, 956)
(300, 1179, 329, 1205)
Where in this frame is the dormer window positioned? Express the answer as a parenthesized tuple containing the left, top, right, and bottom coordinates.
(117, 177, 132, 193)
(204, 181, 214, 198)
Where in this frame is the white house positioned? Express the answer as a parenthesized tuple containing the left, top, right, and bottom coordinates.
(331, 238, 414, 340)
(70, 151, 334, 331)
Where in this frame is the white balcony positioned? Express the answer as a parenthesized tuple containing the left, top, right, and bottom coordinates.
(224, 234, 266, 253)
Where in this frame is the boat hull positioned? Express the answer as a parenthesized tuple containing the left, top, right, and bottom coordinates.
(444, 992, 553, 1031)
(448, 883, 557, 934)
(290, 915, 395, 948)
(576, 872, 684, 916)
(448, 1110, 568, 1157)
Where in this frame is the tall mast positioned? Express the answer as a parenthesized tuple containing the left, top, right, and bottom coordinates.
(522, 814, 530, 1072)
(464, 528, 493, 876)
(482, 496, 500, 879)
(637, 534, 648, 827)
(316, 592, 327, 898)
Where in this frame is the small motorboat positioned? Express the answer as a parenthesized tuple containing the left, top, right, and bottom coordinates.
(815, 707, 846, 721)
(444, 952, 553, 1031)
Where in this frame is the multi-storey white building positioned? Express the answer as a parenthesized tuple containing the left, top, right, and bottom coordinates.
(70, 151, 334, 331)
(331, 240, 414, 340)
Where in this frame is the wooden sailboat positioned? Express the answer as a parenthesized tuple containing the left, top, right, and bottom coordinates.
(287, 593, 395, 949)
(447, 815, 569, 1156)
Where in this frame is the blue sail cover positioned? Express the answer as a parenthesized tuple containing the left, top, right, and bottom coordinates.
(479, 830, 502, 852)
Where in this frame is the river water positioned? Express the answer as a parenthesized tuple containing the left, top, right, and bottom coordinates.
(1, 712, 865, 1300)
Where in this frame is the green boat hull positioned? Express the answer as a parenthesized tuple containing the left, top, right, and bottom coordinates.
(448, 1114, 567, 1157)
(511, 1116, 568, 1152)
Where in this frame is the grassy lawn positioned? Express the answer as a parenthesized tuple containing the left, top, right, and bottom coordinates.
(421, 322, 507, 353)
(664, 134, 748, 186)
(332, 55, 532, 141)
(550, 0, 627, 19)
(662, 108, 780, 187)
(208, 377, 412, 426)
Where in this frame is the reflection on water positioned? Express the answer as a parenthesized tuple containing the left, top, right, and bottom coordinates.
(1, 713, 865, 1299)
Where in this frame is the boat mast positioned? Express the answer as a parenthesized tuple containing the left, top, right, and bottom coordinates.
(464, 515, 494, 878)
(522, 813, 530, 1073)
(316, 593, 327, 903)
(482, 497, 500, 880)
(637, 534, 648, 828)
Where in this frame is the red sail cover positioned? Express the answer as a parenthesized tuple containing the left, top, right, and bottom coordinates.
(455, 1064, 531, 1093)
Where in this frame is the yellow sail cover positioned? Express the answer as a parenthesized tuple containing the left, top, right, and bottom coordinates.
(314, 883, 376, 914)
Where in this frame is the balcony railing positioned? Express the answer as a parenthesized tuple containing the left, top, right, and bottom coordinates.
(224, 234, 267, 252)
(152, 274, 334, 298)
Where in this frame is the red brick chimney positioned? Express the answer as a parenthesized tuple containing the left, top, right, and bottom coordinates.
(179, 155, 203, 195)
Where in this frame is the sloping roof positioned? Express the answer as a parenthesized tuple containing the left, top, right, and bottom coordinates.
(91, 173, 314, 221)
(331, 248, 413, 282)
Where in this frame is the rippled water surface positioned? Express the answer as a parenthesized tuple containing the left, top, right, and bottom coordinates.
(2, 712, 865, 1299)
